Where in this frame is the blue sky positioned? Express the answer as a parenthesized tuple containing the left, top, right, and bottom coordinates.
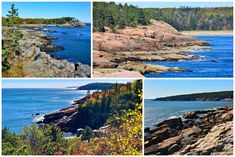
(118, 2, 233, 8)
(2, 2, 91, 23)
(144, 80, 233, 99)
(2, 79, 135, 89)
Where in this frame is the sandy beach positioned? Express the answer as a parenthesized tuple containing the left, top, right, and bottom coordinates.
(181, 30, 233, 36)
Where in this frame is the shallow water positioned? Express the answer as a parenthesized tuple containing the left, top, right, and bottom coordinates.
(46, 24, 91, 65)
(144, 100, 232, 129)
(2, 88, 86, 133)
(145, 36, 233, 77)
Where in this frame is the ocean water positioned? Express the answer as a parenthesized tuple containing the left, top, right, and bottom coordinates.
(145, 36, 233, 77)
(46, 23, 91, 65)
(144, 100, 232, 129)
(2, 88, 87, 133)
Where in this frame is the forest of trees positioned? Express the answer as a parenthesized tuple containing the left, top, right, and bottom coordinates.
(93, 2, 233, 32)
(2, 80, 143, 155)
(2, 16, 81, 26)
(93, 2, 148, 31)
(144, 6, 233, 31)
(155, 91, 233, 101)
(76, 82, 123, 90)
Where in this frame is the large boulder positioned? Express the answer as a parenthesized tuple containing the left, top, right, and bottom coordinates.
(221, 110, 233, 121)
(77, 128, 84, 136)
(104, 26, 112, 33)
(155, 116, 183, 129)
(183, 112, 198, 119)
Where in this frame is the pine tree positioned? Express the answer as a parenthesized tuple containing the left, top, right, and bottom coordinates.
(6, 4, 19, 25)
(6, 4, 21, 59)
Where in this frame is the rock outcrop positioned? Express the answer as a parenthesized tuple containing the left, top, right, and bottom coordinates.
(37, 94, 107, 133)
(93, 20, 210, 77)
(3, 28, 90, 77)
(145, 105, 233, 155)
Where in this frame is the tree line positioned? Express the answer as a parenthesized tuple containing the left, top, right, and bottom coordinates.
(2, 16, 80, 25)
(155, 90, 233, 101)
(93, 2, 233, 32)
(144, 6, 233, 31)
(93, 2, 148, 32)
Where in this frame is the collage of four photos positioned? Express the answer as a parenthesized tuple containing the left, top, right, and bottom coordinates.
(1, 1, 234, 155)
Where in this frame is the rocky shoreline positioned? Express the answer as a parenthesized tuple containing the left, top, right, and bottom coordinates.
(144, 105, 233, 155)
(3, 26, 90, 77)
(37, 95, 90, 133)
(93, 20, 210, 77)
(36, 93, 111, 137)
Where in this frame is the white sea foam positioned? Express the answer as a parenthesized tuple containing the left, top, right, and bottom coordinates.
(64, 132, 77, 139)
(33, 115, 45, 123)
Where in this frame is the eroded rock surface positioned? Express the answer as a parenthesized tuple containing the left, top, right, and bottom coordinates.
(144, 105, 233, 155)
(93, 20, 210, 77)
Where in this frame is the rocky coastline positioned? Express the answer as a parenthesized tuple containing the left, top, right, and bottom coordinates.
(93, 20, 210, 77)
(36, 92, 111, 137)
(37, 94, 90, 132)
(144, 105, 233, 155)
(3, 26, 90, 77)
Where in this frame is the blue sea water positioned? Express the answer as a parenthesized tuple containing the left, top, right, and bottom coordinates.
(2, 88, 87, 133)
(145, 36, 233, 77)
(46, 23, 91, 65)
(144, 100, 232, 129)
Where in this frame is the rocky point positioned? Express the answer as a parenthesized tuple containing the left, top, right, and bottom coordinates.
(93, 20, 210, 77)
(2, 27, 90, 78)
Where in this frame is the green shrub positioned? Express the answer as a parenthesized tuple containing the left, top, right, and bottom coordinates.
(2, 48, 10, 71)
(2, 124, 64, 155)
(81, 126, 94, 141)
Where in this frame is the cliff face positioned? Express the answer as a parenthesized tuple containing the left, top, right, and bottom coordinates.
(93, 20, 210, 77)
(145, 105, 233, 155)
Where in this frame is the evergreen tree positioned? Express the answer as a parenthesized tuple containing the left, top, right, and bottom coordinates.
(5, 3, 21, 59)
(81, 126, 93, 141)
(6, 4, 19, 26)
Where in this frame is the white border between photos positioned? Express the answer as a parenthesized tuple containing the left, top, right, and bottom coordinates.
(0, 0, 235, 156)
